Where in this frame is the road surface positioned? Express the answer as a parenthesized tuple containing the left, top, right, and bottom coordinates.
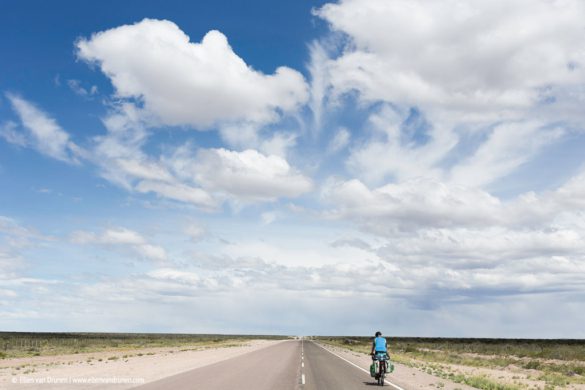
(134, 339, 403, 390)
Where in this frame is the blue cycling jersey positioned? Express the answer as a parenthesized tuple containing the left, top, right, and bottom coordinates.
(374, 336, 387, 352)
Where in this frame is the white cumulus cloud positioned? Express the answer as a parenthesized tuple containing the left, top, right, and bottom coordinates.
(76, 19, 309, 129)
(191, 148, 313, 201)
(315, 0, 585, 121)
(165, 146, 313, 202)
(322, 177, 503, 231)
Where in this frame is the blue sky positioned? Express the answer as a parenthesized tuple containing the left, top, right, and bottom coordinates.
(1, 0, 585, 337)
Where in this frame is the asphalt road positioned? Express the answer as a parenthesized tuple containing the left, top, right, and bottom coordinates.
(302, 340, 397, 390)
(133, 339, 401, 390)
(134, 340, 301, 390)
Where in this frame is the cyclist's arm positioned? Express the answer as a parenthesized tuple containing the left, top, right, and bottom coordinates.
(371, 341, 375, 354)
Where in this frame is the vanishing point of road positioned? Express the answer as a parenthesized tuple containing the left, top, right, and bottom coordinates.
(134, 339, 406, 390)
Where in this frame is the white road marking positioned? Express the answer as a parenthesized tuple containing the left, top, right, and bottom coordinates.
(312, 342, 405, 390)
(301, 338, 306, 385)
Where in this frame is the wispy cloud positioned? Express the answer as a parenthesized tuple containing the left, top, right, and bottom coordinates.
(71, 227, 167, 262)
(0, 121, 27, 147)
(5, 93, 85, 164)
(66, 79, 98, 98)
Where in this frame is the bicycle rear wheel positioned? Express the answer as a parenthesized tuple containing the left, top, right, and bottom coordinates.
(380, 361, 386, 386)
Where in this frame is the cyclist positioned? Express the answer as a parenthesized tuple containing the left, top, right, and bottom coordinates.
(370, 331, 390, 385)
(371, 331, 388, 357)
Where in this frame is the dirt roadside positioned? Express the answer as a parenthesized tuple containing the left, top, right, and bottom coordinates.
(0, 339, 283, 389)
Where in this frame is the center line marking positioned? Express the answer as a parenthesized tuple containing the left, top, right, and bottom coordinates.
(301, 374, 305, 385)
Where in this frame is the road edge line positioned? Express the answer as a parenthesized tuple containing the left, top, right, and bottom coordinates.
(311, 341, 406, 390)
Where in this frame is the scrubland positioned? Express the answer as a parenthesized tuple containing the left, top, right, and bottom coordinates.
(317, 337, 585, 390)
(0, 332, 284, 358)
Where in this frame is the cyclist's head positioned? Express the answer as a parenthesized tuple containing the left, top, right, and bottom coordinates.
(375, 331, 382, 337)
